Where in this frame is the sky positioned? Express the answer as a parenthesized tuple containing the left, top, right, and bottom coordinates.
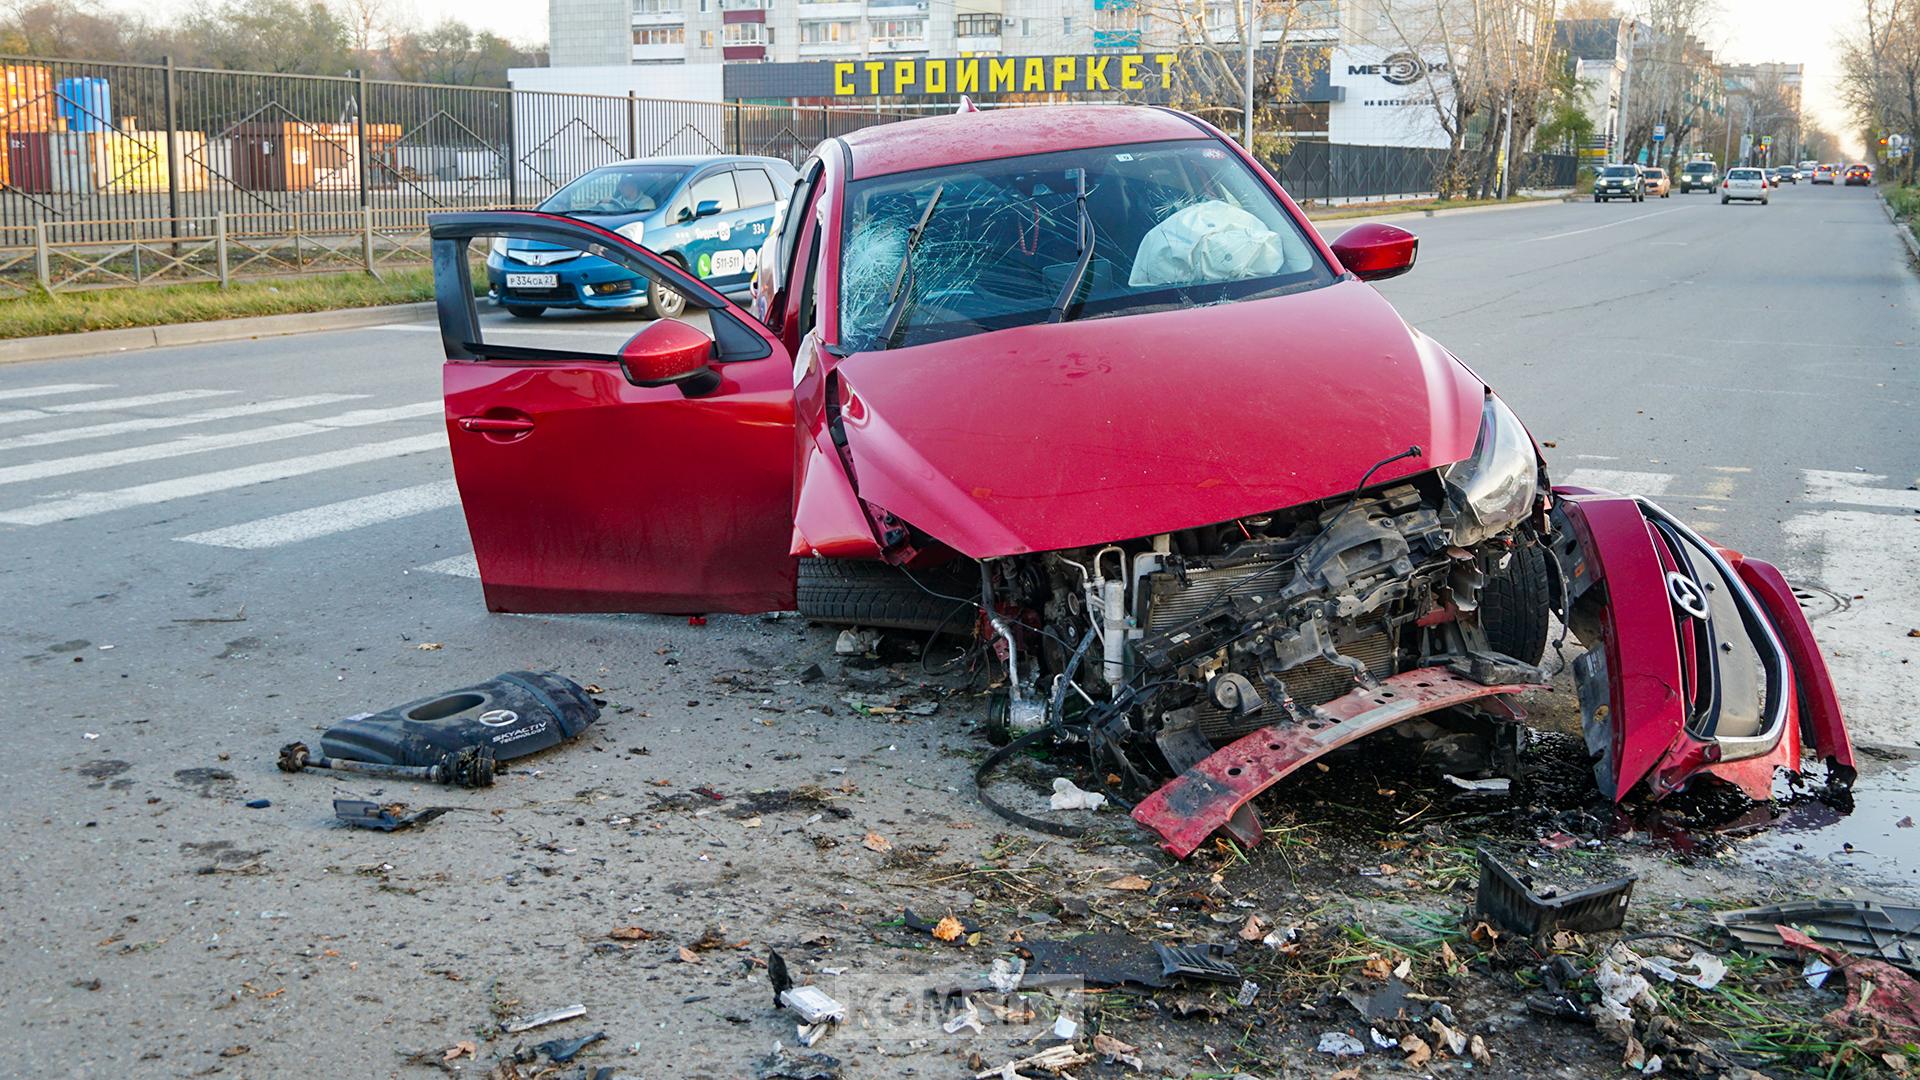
(118, 0, 1865, 152)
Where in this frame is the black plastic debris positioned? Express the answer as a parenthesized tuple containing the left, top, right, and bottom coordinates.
(1341, 976, 1414, 1023)
(1154, 942, 1241, 983)
(1020, 934, 1238, 989)
(1526, 955, 1591, 1022)
(292, 671, 599, 783)
(332, 799, 452, 832)
(1473, 847, 1636, 937)
(1716, 899, 1920, 973)
(903, 907, 982, 940)
(532, 1030, 606, 1064)
(758, 1047, 840, 1080)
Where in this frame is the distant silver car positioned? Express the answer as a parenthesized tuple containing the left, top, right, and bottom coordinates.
(1721, 166, 1771, 205)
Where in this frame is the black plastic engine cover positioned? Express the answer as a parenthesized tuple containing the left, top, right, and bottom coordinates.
(320, 670, 599, 767)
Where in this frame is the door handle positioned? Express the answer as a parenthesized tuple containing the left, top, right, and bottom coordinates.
(458, 416, 535, 434)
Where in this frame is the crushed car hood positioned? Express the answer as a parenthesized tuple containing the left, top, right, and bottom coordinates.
(832, 279, 1486, 558)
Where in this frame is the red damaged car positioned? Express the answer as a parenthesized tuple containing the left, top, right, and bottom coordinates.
(428, 105, 1853, 858)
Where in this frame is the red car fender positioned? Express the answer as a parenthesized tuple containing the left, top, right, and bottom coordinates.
(792, 438, 881, 559)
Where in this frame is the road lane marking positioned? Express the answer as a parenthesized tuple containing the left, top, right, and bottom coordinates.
(0, 433, 447, 526)
(0, 395, 366, 452)
(0, 401, 441, 486)
(1524, 206, 1689, 242)
(178, 480, 461, 549)
(0, 383, 112, 402)
(1560, 468, 1675, 496)
(0, 389, 234, 422)
(415, 553, 479, 578)
(1804, 469, 1920, 510)
(1785, 507, 1920, 749)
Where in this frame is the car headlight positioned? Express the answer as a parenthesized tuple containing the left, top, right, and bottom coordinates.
(616, 221, 645, 245)
(1442, 393, 1538, 547)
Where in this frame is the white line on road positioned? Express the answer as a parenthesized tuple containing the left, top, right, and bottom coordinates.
(1561, 468, 1675, 496)
(0, 401, 442, 487)
(414, 553, 479, 578)
(0, 394, 365, 453)
(177, 479, 461, 549)
(0, 383, 112, 402)
(0, 389, 235, 423)
(1804, 469, 1920, 511)
(1524, 206, 1690, 242)
(0, 433, 447, 526)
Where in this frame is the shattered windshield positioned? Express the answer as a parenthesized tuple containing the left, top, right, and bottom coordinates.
(541, 165, 689, 216)
(837, 139, 1330, 352)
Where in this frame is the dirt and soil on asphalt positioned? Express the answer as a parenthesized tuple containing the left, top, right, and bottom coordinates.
(20, 611, 1920, 1079)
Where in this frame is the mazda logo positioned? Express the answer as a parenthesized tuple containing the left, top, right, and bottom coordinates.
(479, 708, 521, 727)
(1665, 572, 1710, 620)
(1381, 52, 1426, 86)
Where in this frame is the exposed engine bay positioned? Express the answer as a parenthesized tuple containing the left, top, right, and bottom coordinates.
(969, 458, 1552, 847)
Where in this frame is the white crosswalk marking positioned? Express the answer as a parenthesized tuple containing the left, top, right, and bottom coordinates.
(1785, 472, 1920, 749)
(0, 383, 111, 402)
(416, 553, 479, 578)
(0, 389, 234, 423)
(0, 394, 365, 452)
(0, 401, 441, 487)
(0, 433, 447, 526)
(1560, 468, 1675, 496)
(179, 480, 461, 549)
(1803, 469, 1920, 511)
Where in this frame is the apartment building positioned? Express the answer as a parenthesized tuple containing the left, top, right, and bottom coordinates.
(549, 0, 1342, 70)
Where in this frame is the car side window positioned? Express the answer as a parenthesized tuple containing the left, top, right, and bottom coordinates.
(691, 172, 741, 214)
(737, 167, 777, 208)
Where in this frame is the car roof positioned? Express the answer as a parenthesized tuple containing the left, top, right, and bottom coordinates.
(837, 105, 1210, 180)
(592, 154, 792, 170)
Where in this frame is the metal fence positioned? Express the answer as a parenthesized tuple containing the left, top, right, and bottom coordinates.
(0, 55, 912, 294)
(1266, 142, 1579, 203)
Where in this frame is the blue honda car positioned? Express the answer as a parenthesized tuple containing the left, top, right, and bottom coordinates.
(486, 154, 798, 319)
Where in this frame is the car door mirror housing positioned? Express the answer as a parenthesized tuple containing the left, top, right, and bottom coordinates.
(1331, 222, 1419, 282)
(696, 199, 723, 219)
(619, 318, 721, 395)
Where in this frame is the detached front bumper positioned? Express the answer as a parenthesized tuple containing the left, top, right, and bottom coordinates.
(1552, 488, 1855, 802)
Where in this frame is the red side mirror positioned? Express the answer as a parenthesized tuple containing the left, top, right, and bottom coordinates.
(1330, 222, 1419, 282)
(619, 318, 719, 395)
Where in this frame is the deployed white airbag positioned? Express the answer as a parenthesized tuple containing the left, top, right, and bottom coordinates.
(1129, 200, 1284, 287)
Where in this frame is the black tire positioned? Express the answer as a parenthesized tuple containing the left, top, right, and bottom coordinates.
(1480, 543, 1550, 666)
(648, 259, 689, 320)
(507, 305, 544, 319)
(796, 559, 973, 634)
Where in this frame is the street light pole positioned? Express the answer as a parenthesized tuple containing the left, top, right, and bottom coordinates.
(1242, 0, 1258, 150)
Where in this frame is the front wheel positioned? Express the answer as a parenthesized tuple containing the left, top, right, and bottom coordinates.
(648, 264, 689, 320)
(1593, 195, 1602, 203)
(1480, 543, 1550, 666)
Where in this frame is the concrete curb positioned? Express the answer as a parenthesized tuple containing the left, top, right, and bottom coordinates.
(1874, 189, 1920, 261)
(0, 301, 437, 366)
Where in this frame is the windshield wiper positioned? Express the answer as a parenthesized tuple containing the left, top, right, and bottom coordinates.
(1048, 168, 1096, 324)
(878, 184, 944, 350)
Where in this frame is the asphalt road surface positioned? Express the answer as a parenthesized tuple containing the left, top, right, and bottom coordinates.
(2, 181, 1916, 1076)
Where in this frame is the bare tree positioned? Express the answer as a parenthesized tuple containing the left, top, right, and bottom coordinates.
(1132, 0, 1328, 159)
(1616, 0, 1719, 171)
(1840, 0, 1920, 182)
